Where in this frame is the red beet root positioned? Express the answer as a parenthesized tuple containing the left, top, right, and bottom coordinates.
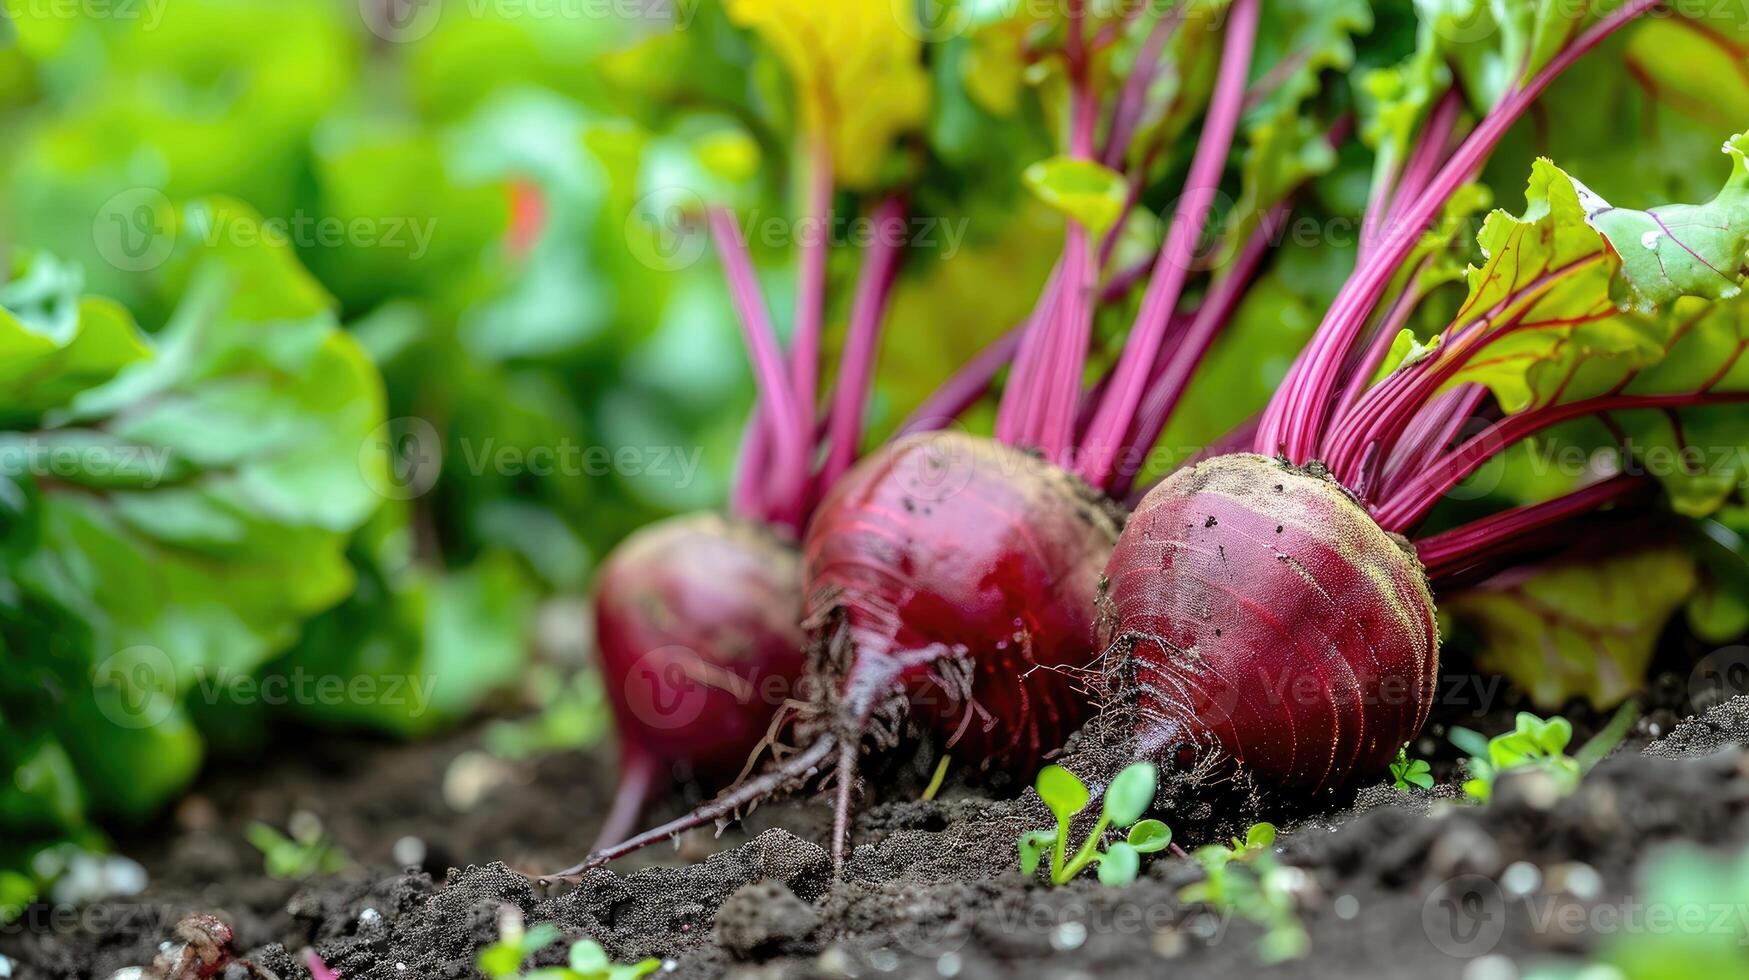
(589, 513, 806, 849)
(568, 433, 1120, 875)
(1099, 454, 1438, 790)
(802, 432, 1120, 768)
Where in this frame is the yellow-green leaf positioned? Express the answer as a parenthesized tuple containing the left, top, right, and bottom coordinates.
(725, 0, 929, 188)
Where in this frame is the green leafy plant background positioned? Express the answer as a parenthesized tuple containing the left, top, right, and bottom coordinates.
(0, 0, 1745, 914)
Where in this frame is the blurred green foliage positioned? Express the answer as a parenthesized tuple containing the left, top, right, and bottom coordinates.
(0, 0, 802, 908)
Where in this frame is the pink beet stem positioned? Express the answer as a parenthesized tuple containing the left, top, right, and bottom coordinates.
(821, 197, 908, 488)
(1102, 0, 1190, 169)
(1329, 259, 1431, 422)
(711, 208, 810, 530)
(1360, 90, 1462, 265)
(1378, 383, 1489, 501)
(1109, 205, 1282, 499)
(1374, 391, 1749, 532)
(1035, 67, 1102, 464)
(1415, 475, 1654, 585)
(731, 416, 772, 521)
(900, 248, 1160, 439)
(1078, 0, 1260, 490)
(995, 264, 1065, 444)
(1327, 251, 1609, 487)
(1256, 0, 1660, 463)
(590, 749, 661, 853)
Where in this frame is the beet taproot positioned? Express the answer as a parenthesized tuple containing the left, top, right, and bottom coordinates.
(1099, 454, 1438, 790)
(589, 513, 806, 849)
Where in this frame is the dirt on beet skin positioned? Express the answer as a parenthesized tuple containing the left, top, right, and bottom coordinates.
(7, 678, 1749, 980)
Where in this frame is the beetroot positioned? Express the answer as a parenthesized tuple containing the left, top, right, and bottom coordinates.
(1097, 0, 1720, 792)
(802, 432, 1121, 771)
(588, 514, 806, 849)
(1099, 454, 1437, 790)
(561, 0, 1270, 876)
(573, 434, 1121, 872)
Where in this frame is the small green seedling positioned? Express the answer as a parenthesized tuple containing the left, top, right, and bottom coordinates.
(1453, 705, 1637, 802)
(478, 910, 659, 980)
(1390, 746, 1433, 791)
(1180, 823, 1306, 962)
(1018, 762, 1171, 886)
(246, 815, 350, 880)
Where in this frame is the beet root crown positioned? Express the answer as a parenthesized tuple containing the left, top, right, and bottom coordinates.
(1099, 453, 1439, 792)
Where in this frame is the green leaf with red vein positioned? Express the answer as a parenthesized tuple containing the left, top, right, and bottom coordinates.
(1445, 544, 1698, 708)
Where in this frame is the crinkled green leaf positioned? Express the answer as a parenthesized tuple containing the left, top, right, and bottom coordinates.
(0, 255, 153, 425)
(1581, 134, 1749, 311)
(1438, 137, 1749, 410)
(1446, 546, 1698, 708)
(0, 203, 388, 820)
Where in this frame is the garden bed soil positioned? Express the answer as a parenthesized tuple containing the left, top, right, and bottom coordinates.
(7, 675, 1749, 980)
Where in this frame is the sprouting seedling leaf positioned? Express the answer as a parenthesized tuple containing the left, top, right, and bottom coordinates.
(1023, 157, 1130, 235)
(477, 916, 562, 980)
(1456, 710, 1632, 803)
(1018, 762, 1168, 886)
(245, 818, 351, 881)
(1036, 763, 1090, 822)
(1102, 761, 1158, 827)
(1245, 823, 1277, 851)
(1097, 842, 1141, 886)
(1390, 747, 1434, 791)
(1128, 819, 1173, 854)
(569, 941, 609, 974)
(1179, 846, 1309, 962)
(1017, 829, 1055, 877)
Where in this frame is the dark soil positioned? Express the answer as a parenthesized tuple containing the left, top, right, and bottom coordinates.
(7, 676, 1749, 980)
